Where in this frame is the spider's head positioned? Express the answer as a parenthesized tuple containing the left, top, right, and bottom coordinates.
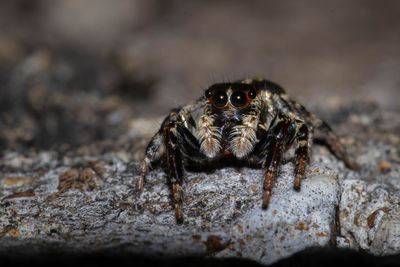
(204, 82, 259, 112)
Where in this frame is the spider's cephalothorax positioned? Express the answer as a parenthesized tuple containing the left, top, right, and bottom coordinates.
(137, 78, 357, 223)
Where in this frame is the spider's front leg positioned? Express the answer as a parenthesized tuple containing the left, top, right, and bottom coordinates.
(163, 113, 205, 223)
(163, 120, 185, 223)
(138, 111, 193, 223)
(293, 121, 311, 190)
(138, 99, 204, 223)
(254, 115, 295, 209)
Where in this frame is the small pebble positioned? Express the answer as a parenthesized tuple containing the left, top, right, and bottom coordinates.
(9, 228, 20, 238)
(379, 161, 392, 174)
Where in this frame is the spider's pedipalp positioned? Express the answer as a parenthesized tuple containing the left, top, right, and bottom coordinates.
(198, 113, 221, 158)
(230, 114, 258, 158)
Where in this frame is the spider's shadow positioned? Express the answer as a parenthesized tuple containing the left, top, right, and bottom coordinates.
(156, 154, 264, 177)
(185, 156, 258, 174)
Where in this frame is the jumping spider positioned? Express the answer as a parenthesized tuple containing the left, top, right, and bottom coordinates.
(138, 78, 357, 223)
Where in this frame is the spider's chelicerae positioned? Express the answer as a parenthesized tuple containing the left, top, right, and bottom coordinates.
(138, 78, 357, 223)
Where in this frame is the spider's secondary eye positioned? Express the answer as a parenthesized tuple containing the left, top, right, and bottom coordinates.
(248, 88, 257, 99)
(231, 91, 247, 107)
(213, 90, 228, 107)
(205, 89, 213, 98)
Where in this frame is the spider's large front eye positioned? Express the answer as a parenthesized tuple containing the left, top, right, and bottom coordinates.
(231, 91, 247, 107)
(213, 90, 228, 107)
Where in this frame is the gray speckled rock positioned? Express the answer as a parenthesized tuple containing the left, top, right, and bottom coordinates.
(214, 165, 340, 264)
(134, 163, 340, 264)
(339, 179, 400, 254)
(0, 154, 339, 265)
(1, 107, 400, 264)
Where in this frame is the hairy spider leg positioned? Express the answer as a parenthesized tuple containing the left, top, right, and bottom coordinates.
(314, 120, 358, 170)
(164, 121, 185, 223)
(138, 130, 163, 191)
(261, 115, 293, 209)
(285, 98, 358, 171)
(165, 109, 207, 223)
(140, 99, 204, 223)
(293, 121, 310, 190)
(138, 98, 203, 188)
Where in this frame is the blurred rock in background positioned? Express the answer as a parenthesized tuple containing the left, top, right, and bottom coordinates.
(0, 0, 399, 151)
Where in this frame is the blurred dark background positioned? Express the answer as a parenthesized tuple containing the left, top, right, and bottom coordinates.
(0, 0, 399, 152)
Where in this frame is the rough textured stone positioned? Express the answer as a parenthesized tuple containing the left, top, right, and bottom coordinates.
(339, 179, 400, 254)
(1, 105, 400, 264)
(0, 153, 340, 265)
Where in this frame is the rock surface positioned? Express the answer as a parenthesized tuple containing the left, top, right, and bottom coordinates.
(0, 151, 340, 265)
(340, 179, 400, 254)
(1, 105, 399, 265)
